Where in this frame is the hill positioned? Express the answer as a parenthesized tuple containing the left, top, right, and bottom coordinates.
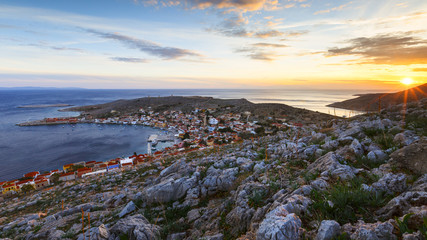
(63, 96, 336, 124)
(2, 99, 427, 240)
(328, 83, 427, 111)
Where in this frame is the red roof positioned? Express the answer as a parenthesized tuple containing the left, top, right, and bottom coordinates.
(16, 179, 33, 185)
(122, 163, 133, 166)
(86, 161, 96, 164)
(64, 163, 74, 167)
(2, 184, 15, 188)
(24, 171, 40, 178)
(35, 178, 48, 184)
(77, 167, 92, 172)
(60, 172, 75, 177)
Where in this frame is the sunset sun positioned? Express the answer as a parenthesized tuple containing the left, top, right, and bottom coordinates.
(401, 78, 414, 85)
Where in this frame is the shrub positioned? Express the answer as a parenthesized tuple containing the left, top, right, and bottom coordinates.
(362, 127, 383, 138)
(405, 114, 427, 136)
(33, 225, 41, 233)
(308, 177, 392, 225)
(395, 213, 414, 236)
(352, 155, 384, 170)
(248, 190, 267, 209)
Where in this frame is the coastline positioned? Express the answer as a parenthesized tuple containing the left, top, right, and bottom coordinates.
(17, 104, 73, 108)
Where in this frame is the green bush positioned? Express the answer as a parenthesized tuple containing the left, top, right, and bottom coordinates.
(308, 177, 391, 225)
(395, 213, 414, 236)
(352, 155, 384, 170)
(406, 114, 427, 136)
(248, 190, 267, 209)
(362, 127, 383, 138)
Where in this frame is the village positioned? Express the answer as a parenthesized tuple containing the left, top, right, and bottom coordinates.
(3, 107, 294, 196)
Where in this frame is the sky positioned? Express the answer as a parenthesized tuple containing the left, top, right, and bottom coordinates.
(0, 0, 426, 90)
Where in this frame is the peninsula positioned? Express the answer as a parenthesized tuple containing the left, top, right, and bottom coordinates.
(328, 83, 427, 111)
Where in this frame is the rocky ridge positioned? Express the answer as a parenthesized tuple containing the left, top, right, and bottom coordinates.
(0, 99, 427, 240)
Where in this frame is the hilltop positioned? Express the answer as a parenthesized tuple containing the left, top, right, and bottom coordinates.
(328, 83, 427, 111)
(1, 98, 426, 240)
(63, 96, 335, 124)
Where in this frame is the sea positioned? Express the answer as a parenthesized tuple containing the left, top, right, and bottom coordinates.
(0, 88, 378, 181)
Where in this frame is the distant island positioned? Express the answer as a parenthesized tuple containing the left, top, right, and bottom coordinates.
(62, 96, 335, 124)
(18, 104, 73, 108)
(328, 83, 427, 111)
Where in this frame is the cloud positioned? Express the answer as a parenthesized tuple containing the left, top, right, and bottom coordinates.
(235, 42, 285, 60)
(110, 57, 149, 63)
(252, 42, 287, 48)
(85, 29, 201, 60)
(413, 68, 427, 72)
(138, 0, 275, 11)
(327, 32, 427, 65)
(27, 42, 84, 53)
(254, 29, 283, 38)
(247, 52, 275, 61)
(209, 14, 286, 39)
(314, 2, 353, 15)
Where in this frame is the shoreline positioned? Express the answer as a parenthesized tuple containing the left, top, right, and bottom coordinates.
(17, 104, 73, 108)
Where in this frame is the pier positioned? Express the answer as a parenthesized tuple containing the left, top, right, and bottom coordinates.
(147, 134, 175, 142)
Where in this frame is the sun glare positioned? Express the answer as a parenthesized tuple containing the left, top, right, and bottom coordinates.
(401, 78, 414, 85)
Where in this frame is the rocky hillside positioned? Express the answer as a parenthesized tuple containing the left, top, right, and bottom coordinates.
(1, 100, 427, 240)
(328, 83, 427, 111)
(63, 96, 335, 124)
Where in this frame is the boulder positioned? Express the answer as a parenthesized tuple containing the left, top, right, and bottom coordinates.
(118, 201, 137, 218)
(350, 139, 364, 156)
(376, 191, 427, 219)
(226, 206, 255, 236)
(393, 132, 417, 146)
(203, 233, 224, 240)
(411, 174, 427, 192)
(371, 173, 408, 195)
(159, 159, 191, 179)
(348, 220, 396, 240)
(55, 203, 98, 218)
(307, 152, 356, 180)
(389, 139, 427, 175)
(256, 206, 302, 240)
(202, 167, 238, 195)
(367, 150, 388, 163)
(77, 224, 110, 240)
(315, 220, 341, 240)
(167, 232, 186, 240)
(141, 175, 197, 204)
(48, 230, 65, 240)
(321, 140, 338, 151)
(109, 214, 160, 240)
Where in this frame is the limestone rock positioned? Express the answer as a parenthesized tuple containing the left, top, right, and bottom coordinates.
(307, 152, 356, 180)
(315, 220, 341, 240)
(367, 150, 388, 163)
(342, 220, 397, 240)
(371, 173, 408, 195)
(389, 139, 427, 175)
(142, 175, 197, 204)
(118, 201, 136, 218)
(202, 167, 238, 195)
(376, 191, 427, 219)
(109, 214, 160, 240)
(256, 206, 302, 240)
